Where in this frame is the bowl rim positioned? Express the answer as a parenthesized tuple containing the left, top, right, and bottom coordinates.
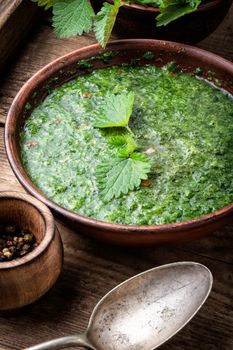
(5, 39, 233, 235)
(0, 191, 55, 269)
(113, 0, 230, 14)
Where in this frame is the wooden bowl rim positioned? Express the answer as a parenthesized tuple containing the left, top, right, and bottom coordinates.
(0, 191, 55, 269)
(5, 39, 233, 236)
(114, 0, 230, 14)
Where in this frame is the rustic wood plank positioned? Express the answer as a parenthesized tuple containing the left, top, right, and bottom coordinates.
(199, 6, 233, 61)
(0, 0, 41, 71)
(0, 0, 22, 26)
(0, 128, 22, 192)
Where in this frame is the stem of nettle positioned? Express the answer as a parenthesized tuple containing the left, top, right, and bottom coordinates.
(126, 125, 135, 136)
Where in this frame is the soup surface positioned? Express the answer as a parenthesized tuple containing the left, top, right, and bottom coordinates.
(21, 65, 233, 225)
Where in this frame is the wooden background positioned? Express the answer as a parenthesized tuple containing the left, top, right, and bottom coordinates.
(0, 5, 233, 350)
(0, 0, 40, 71)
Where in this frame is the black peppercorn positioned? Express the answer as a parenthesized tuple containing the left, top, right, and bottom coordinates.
(0, 224, 39, 262)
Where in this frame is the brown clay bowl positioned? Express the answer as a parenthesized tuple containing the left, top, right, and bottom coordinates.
(98, 0, 232, 44)
(5, 39, 233, 246)
(0, 191, 63, 310)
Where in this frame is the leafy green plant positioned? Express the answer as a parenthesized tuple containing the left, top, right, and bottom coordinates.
(52, 0, 94, 37)
(95, 92, 151, 201)
(32, 0, 204, 47)
(156, 0, 202, 26)
(96, 153, 151, 201)
(31, 0, 53, 10)
(94, 92, 135, 134)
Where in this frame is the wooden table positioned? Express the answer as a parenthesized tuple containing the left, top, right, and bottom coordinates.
(0, 9, 233, 350)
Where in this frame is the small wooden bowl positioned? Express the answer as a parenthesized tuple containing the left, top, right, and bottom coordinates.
(5, 39, 233, 246)
(101, 0, 233, 44)
(0, 192, 63, 311)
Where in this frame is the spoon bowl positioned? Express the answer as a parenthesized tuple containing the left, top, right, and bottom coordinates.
(26, 262, 213, 350)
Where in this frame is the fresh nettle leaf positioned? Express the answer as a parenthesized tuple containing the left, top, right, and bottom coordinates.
(94, 92, 153, 201)
(96, 153, 151, 201)
(31, 0, 53, 10)
(156, 0, 202, 26)
(32, 0, 204, 47)
(52, 0, 94, 37)
(94, 0, 122, 48)
(94, 92, 135, 134)
(108, 134, 137, 156)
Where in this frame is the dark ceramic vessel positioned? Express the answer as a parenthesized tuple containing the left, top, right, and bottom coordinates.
(5, 40, 233, 246)
(103, 0, 232, 44)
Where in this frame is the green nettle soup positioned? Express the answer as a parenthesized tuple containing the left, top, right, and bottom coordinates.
(21, 64, 233, 225)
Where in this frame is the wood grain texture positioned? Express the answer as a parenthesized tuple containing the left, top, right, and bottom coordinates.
(198, 8, 233, 60)
(0, 0, 23, 27)
(0, 0, 41, 71)
(0, 8, 232, 350)
(0, 128, 22, 192)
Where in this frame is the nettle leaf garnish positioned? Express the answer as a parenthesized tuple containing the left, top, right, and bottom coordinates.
(156, 0, 202, 26)
(94, 0, 122, 48)
(31, 0, 53, 10)
(108, 134, 137, 156)
(95, 92, 151, 201)
(94, 92, 135, 134)
(96, 153, 151, 202)
(53, 0, 94, 37)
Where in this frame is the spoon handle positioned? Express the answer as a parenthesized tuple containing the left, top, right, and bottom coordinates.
(24, 334, 95, 350)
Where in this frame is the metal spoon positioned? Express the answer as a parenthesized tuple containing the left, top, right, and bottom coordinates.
(26, 261, 212, 350)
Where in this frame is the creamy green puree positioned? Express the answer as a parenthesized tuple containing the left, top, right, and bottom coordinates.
(21, 65, 233, 225)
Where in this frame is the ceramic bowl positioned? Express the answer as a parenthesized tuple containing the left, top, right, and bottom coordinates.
(105, 0, 233, 44)
(0, 191, 63, 310)
(5, 39, 233, 246)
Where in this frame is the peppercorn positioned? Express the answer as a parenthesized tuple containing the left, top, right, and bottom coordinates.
(2, 248, 9, 253)
(3, 251, 12, 259)
(9, 246, 16, 253)
(24, 234, 34, 243)
(6, 240, 13, 247)
(0, 224, 39, 262)
(22, 244, 30, 251)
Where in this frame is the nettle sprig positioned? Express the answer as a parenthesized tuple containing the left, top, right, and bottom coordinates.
(32, 0, 203, 48)
(94, 92, 151, 201)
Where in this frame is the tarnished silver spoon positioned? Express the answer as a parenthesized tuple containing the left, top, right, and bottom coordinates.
(26, 262, 212, 350)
